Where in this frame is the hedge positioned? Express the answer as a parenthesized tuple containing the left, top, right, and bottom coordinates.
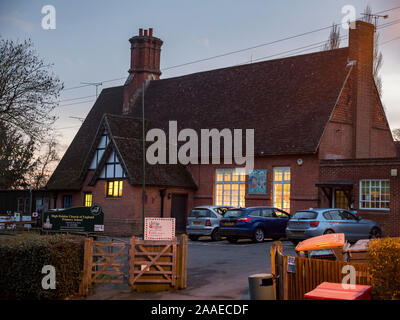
(0, 233, 84, 299)
(368, 237, 400, 300)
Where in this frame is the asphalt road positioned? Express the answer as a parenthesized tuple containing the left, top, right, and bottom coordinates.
(87, 237, 296, 300)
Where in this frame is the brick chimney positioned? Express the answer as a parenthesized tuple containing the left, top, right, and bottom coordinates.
(348, 20, 375, 158)
(123, 28, 163, 113)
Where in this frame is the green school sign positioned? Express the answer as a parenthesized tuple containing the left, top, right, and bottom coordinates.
(42, 204, 104, 233)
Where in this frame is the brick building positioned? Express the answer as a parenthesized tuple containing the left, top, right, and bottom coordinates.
(47, 21, 400, 236)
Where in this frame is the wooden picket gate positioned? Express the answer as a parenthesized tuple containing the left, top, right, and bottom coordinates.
(129, 235, 188, 291)
(79, 238, 127, 295)
(270, 241, 371, 300)
(79, 235, 188, 296)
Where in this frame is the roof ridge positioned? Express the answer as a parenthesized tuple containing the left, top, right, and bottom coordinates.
(157, 47, 349, 82)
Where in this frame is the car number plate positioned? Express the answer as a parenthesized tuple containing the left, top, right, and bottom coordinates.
(224, 222, 235, 226)
(192, 221, 202, 225)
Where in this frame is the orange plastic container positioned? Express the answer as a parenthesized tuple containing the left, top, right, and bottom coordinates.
(304, 282, 372, 300)
(295, 233, 345, 252)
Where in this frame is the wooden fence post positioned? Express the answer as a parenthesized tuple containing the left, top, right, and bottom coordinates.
(129, 236, 136, 289)
(282, 255, 289, 300)
(179, 234, 188, 289)
(79, 237, 93, 296)
(270, 242, 277, 300)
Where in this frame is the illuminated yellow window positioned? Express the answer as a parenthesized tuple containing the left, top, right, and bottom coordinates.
(106, 180, 123, 197)
(273, 167, 291, 213)
(214, 169, 246, 207)
(84, 193, 93, 207)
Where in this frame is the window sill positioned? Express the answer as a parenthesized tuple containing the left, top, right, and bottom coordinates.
(358, 209, 390, 215)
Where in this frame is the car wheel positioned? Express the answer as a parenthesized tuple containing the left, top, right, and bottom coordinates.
(211, 228, 221, 241)
(369, 227, 382, 239)
(324, 229, 334, 235)
(253, 228, 265, 243)
(189, 235, 199, 241)
(227, 236, 238, 243)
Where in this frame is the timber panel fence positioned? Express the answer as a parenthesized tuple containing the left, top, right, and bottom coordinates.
(270, 241, 371, 300)
(79, 234, 188, 296)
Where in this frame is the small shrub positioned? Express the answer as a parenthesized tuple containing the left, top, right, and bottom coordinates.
(367, 237, 400, 300)
(0, 233, 84, 299)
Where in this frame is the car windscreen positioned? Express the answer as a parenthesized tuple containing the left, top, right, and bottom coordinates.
(189, 209, 211, 218)
(292, 211, 318, 219)
(224, 210, 245, 218)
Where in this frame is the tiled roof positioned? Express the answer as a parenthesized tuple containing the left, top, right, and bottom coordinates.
(48, 48, 351, 190)
(106, 114, 197, 189)
(47, 86, 124, 190)
(130, 48, 351, 156)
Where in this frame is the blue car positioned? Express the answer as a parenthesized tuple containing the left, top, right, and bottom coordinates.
(219, 207, 291, 243)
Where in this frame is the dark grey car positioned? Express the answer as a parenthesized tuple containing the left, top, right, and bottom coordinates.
(286, 208, 382, 243)
(186, 206, 234, 241)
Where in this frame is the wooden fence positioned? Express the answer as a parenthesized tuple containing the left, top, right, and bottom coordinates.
(79, 234, 188, 296)
(79, 238, 126, 295)
(129, 235, 187, 291)
(270, 241, 371, 300)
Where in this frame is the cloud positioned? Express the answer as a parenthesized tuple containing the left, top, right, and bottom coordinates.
(0, 14, 35, 33)
(382, 73, 400, 128)
(200, 37, 210, 47)
(383, 74, 400, 103)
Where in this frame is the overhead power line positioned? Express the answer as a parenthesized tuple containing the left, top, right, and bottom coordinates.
(57, 94, 96, 103)
(381, 36, 400, 46)
(57, 99, 95, 107)
(59, 5, 400, 105)
(53, 125, 81, 131)
(374, 6, 400, 15)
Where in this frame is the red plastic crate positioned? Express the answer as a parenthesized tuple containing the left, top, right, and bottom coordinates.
(304, 282, 372, 300)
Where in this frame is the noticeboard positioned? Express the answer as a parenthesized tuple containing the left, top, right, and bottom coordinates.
(248, 169, 267, 195)
(42, 204, 104, 233)
(144, 217, 175, 241)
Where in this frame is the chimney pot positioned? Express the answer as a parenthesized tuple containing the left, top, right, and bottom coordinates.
(349, 20, 375, 158)
(124, 28, 163, 113)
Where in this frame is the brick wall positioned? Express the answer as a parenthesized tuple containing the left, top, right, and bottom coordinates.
(319, 64, 396, 160)
(188, 154, 321, 214)
(320, 158, 400, 236)
(53, 171, 194, 236)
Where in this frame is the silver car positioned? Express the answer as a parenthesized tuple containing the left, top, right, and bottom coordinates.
(186, 206, 234, 241)
(286, 208, 382, 244)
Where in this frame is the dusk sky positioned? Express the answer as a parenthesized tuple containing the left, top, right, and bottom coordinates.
(0, 0, 399, 155)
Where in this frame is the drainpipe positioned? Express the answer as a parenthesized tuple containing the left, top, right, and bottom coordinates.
(159, 189, 166, 217)
(53, 192, 57, 209)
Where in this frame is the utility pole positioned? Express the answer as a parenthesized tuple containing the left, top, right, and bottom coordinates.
(142, 83, 146, 239)
(29, 185, 32, 215)
(81, 82, 103, 98)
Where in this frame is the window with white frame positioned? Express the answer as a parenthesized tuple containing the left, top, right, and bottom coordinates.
(89, 128, 109, 170)
(273, 167, 291, 213)
(215, 169, 246, 207)
(359, 179, 389, 210)
(99, 150, 126, 179)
